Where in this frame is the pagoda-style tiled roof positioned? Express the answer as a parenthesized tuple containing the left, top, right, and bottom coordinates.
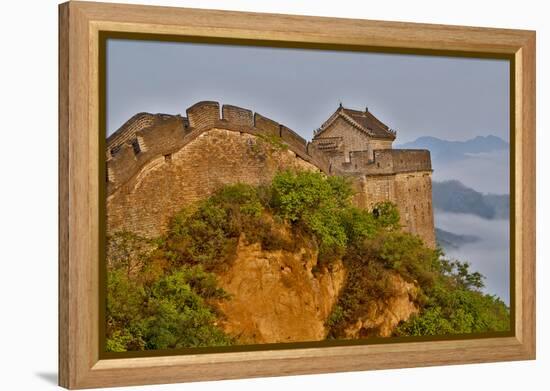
(314, 104, 397, 140)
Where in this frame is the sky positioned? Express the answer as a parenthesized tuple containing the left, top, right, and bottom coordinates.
(106, 39, 510, 143)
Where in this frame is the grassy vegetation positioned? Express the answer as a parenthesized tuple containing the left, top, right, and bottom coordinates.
(255, 133, 289, 151)
(106, 170, 510, 351)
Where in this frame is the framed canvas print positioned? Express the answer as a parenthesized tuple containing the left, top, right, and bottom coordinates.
(58, 1, 536, 389)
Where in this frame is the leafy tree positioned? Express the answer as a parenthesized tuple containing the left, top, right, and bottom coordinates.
(270, 170, 353, 222)
(270, 170, 355, 262)
(441, 259, 485, 291)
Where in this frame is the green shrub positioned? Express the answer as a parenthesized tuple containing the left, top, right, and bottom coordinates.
(106, 265, 232, 352)
(395, 286, 510, 336)
(106, 329, 138, 352)
(394, 258, 509, 336)
(371, 201, 401, 230)
(339, 206, 378, 245)
(270, 170, 353, 222)
(164, 184, 265, 270)
(164, 182, 305, 270)
(142, 270, 233, 349)
(270, 170, 355, 262)
(106, 269, 147, 351)
(374, 231, 441, 287)
(326, 305, 344, 328)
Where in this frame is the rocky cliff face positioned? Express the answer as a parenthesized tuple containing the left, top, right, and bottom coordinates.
(216, 235, 418, 344)
(216, 236, 345, 343)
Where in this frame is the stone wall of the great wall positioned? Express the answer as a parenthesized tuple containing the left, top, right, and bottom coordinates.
(106, 102, 330, 238)
(106, 101, 435, 247)
(107, 129, 320, 237)
(394, 171, 435, 248)
(352, 170, 435, 248)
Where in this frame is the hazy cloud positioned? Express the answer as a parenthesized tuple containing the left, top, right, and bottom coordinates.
(435, 212, 510, 304)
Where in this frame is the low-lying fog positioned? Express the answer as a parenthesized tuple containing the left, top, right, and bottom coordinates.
(432, 150, 509, 194)
(434, 211, 510, 305)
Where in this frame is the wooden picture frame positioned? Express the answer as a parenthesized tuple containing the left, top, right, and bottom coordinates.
(59, 1, 536, 389)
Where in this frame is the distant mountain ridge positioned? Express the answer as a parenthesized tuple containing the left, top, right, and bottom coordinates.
(435, 228, 479, 250)
(397, 135, 509, 162)
(432, 180, 509, 219)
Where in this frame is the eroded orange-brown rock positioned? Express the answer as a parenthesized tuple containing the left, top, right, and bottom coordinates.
(216, 236, 345, 344)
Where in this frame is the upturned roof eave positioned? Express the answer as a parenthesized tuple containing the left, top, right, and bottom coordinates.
(314, 108, 396, 140)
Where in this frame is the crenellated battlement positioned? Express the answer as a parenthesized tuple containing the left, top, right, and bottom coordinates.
(336, 149, 432, 176)
(222, 104, 253, 127)
(106, 101, 331, 195)
(186, 101, 220, 129)
(106, 101, 431, 196)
